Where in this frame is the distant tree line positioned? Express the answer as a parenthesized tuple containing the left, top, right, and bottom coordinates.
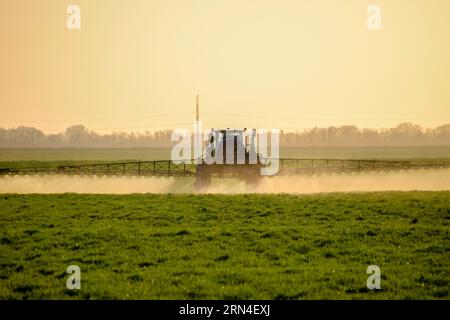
(281, 123, 450, 147)
(0, 123, 449, 148)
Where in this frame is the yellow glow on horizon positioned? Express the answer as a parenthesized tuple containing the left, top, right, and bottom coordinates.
(0, 0, 449, 133)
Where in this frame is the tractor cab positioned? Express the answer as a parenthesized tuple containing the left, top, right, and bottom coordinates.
(195, 128, 263, 189)
(204, 128, 258, 165)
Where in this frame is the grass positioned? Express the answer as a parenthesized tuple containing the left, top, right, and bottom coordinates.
(0, 148, 171, 169)
(1, 146, 450, 169)
(0, 148, 171, 162)
(0, 192, 449, 299)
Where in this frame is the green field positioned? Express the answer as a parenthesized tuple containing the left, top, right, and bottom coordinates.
(0, 148, 171, 169)
(1, 192, 449, 299)
(1, 146, 450, 169)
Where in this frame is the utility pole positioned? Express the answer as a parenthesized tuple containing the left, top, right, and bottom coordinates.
(194, 94, 202, 163)
(196, 94, 199, 121)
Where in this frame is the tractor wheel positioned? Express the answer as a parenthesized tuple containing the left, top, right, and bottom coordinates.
(244, 166, 262, 185)
(195, 165, 211, 191)
(194, 175, 211, 190)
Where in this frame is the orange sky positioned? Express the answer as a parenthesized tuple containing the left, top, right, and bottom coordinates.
(0, 0, 449, 133)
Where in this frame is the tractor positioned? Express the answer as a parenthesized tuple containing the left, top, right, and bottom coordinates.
(194, 128, 264, 189)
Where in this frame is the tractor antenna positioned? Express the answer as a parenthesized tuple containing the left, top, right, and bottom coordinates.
(196, 94, 199, 122)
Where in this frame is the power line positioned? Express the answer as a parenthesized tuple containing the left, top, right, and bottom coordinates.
(92, 122, 194, 131)
(0, 113, 195, 124)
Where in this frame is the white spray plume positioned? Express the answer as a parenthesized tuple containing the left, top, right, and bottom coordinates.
(1, 169, 450, 194)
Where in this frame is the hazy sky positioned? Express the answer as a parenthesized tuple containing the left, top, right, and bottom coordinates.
(1, 0, 449, 133)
